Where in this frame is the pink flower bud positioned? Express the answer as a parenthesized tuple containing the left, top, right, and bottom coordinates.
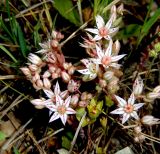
(51, 73, 59, 79)
(29, 64, 38, 72)
(46, 52, 56, 63)
(63, 62, 70, 70)
(70, 94, 79, 107)
(87, 93, 93, 100)
(113, 40, 121, 55)
(51, 40, 59, 48)
(32, 73, 40, 82)
(141, 115, 160, 125)
(79, 101, 88, 107)
(147, 92, 159, 100)
(117, 3, 124, 15)
(31, 98, 45, 106)
(99, 79, 107, 88)
(67, 80, 80, 93)
(20, 67, 31, 77)
(61, 71, 70, 83)
(28, 53, 42, 66)
(43, 78, 51, 89)
(68, 66, 75, 75)
(51, 30, 58, 38)
(103, 71, 114, 81)
(133, 76, 143, 96)
(153, 85, 160, 93)
(81, 92, 88, 101)
(49, 65, 56, 73)
(36, 79, 43, 88)
(43, 71, 51, 78)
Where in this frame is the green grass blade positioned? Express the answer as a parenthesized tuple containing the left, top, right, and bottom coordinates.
(17, 23, 28, 58)
(54, 0, 80, 26)
(0, 45, 17, 63)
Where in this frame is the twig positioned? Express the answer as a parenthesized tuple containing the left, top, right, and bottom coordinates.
(0, 95, 29, 119)
(69, 111, 87, 154)
(26, 130, 47, 154)
(0, 75, 22, 80)
(60, 21, 90, 46)
(0, 118, 32, 153)
(103, 0, 121, 13)
(5, 0, 53, 21)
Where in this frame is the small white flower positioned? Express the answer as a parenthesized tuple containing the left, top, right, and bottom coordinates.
(133, 76, 144, 96)
(85, 14, 119, 41)
(77, 59, 99, 81)
(47, 95, 76, 125)
(111, 93, 144, 124)
(43, 81, 68, 105)
(92, 40, 126, 69)
(37, 40, 51, 54)
(28, 53, 42, 66)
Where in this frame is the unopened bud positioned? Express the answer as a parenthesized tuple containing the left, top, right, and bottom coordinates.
(36, 79, 43, 88)
(81, 92, 88, 101)
(20, 67, 31, 77)
(52, 73, 59, 79)
(30, 98, 45, 109)
(113, 40, 120, 55)
(49, 65, 56, 73)
(133, 76, 144, 96)
(63, 62, 70, 70)
(117, 3, 124, 15)
(43, 71, 51, 78)
(68, 66, 75, 75)
(29, 64, 38, 72)
(32, 73, 40, 82)
(61, 71, 70, 83)
(134, 134, 145, 143)
(51, 40, 59, 48)
(43, 78, 51, 89)
(103, 71, 114, 81)
(28, 53, 42, 66)
(153, 85, 160, 93)
(99, 79, 107, 88)
(70, 94, 79, 107)
(79, 101, 88, 107)
(147, 92, 159, 100)
(87, 93, 93, 100)
(141, 115, 160, 125)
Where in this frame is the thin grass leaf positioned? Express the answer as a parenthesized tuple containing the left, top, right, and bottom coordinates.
(17, 23, 28, 58)
(13, 147, 21, 154)
(137, 8, 160, 46)
(54, 0, 80, 26)
(0, 45, 17, 63)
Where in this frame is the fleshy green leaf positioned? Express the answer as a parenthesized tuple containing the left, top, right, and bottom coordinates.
(54, 0, 80, 26)
(62, 136, 71, 150)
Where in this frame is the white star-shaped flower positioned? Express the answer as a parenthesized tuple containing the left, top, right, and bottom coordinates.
(110, 93, 144, 124)
(91, 40, 126, 69)
(43, 81, 68, 105)
(47, 95, 76, 125)
(77, 59, 99, 81)
(85, 14, 119, 41)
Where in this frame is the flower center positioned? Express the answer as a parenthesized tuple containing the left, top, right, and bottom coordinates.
(57, 105, 66, 114)
(124, 104, 134, 113)
(99, 27, 108, 37)
(101, 56, 111, 66)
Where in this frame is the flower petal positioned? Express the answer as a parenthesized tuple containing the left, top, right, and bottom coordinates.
(77, 69, 90, 75)
(66, 107, 76, 114)
(96, 45, 104, 59)
(43, 89, 54, 98)
(111, 54, 126, 62)
(49, 112, 60, 123)
(108, 27, 119, 35)
(64, 96, 71, 107)
(105, 14, 114, 29)
(128, 93, 135, 105)
(114, 95, 127, 107)
(122, 113, 130, 124)
(81, 59, 92, 67)
(60, 114, 67, 125)
(93, 35, 102, 41)
(110, 107, 124, 114)
(134, 103, 144, 110)
(56, 95, 63, 106)
(105, 40, 112, 57)
(60, 90, 68, 99)
(109, 63, 121, 69)
(130, 111, 139, 120)
(89, 73, 97, 80)
(54, 81, 60, 95)
(85, 28, 99, 35)
(96, 15, 105, 29)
